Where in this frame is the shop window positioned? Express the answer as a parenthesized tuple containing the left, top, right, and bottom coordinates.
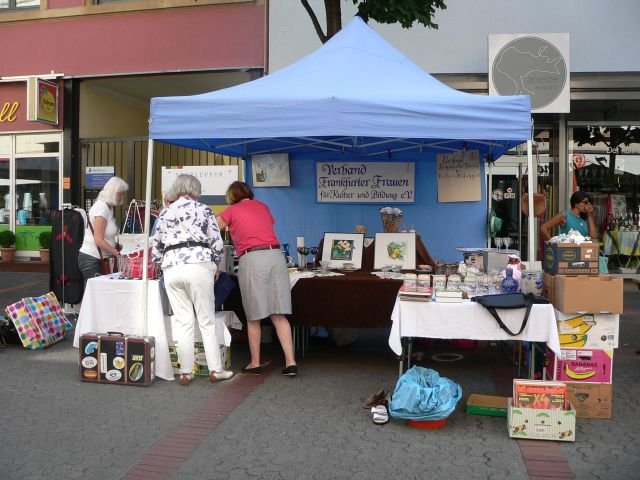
(569, 125, 640, 272)
(1, 133, 60, 252)
(570, 125, 640, 232)
(0, 156, 8, 224)
(0, 0, 40, 10)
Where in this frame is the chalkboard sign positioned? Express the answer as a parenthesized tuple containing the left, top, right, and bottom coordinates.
(437, 150, 481, 202)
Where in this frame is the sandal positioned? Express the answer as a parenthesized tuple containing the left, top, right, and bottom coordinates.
(371, 402, 389, 425)
(362, 388, 386, 409)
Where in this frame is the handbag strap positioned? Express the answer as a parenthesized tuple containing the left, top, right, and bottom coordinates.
(86, 217, 104, 261)
(169, 203, 203, 244)
(483, 298, 534, 336)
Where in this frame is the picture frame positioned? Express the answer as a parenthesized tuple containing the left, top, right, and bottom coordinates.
(373, 232, 417, 270)
(251, 153, 291, 187)
(321, 232, 365, 269)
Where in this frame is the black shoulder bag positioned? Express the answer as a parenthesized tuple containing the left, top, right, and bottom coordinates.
(472, 293, 549, 336)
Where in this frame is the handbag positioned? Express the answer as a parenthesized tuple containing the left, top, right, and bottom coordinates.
(472, 293, 549, 336)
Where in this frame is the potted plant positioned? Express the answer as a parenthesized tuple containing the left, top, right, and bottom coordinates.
(0, 229, 16, 263)
(38, 230, 52, 263)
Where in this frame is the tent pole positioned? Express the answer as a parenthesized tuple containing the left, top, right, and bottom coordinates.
(141, 139, 154, 336)
(527, 140, 535, 263)
(487, 160, 493, 248)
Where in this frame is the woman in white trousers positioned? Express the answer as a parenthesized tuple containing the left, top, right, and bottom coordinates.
(152, 174, 232, 386)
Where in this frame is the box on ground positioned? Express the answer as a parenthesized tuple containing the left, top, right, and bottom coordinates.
(551, 275, 623, 314)
(565, 382, 612, 419)
(79, 332, 155, 386)
(508, 399, 576, 442)
(169, 342, 230, 376)
(545, 348, 613, 383)
(543, 242, 599, 275)
(555, 310, 619, 348)
(466, 394, 508, 417)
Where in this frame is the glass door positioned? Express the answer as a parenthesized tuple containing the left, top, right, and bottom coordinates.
(487, 126, 558, 262)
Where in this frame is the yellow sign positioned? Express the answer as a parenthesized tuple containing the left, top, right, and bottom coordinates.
(27, 77, 59, 125)
(0, 101, 19, 122)
(37, 80, 58, 124)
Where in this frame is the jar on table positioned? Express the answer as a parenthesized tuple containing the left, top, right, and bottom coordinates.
(417, 274, 430, 292)
(403, 273, 417, 291)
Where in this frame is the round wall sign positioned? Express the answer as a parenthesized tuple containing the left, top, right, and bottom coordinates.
(491, 36, 567, 110)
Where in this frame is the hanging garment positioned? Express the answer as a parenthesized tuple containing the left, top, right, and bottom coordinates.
(50, 208, 85, 305)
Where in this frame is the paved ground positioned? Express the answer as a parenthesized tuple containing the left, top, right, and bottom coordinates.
(0, 271, 639, 480)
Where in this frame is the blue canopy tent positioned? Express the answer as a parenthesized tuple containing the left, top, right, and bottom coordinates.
(141, 17, 535, 327)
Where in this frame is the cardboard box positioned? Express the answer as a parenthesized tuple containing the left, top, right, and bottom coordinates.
(543, 242, 599, 275)
(553, 275, 623, 314)
(555, 310, 620, 348)
(466, 394, 508, 417)
(462, 250, 514, 273)
(508, 399, 576, 442)
(565, 382, 612, 419)
(169, 342, 231, 376)
(545, 348, 613, 383)
(542, 273, 555, 302)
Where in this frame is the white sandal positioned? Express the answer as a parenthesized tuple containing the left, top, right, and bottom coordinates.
(371, 404, 389, 425)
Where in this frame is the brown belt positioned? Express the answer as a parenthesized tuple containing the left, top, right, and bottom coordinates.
(239, 244, 280, 258)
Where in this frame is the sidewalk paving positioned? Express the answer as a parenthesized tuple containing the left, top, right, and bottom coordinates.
(1, 272, 639, 480)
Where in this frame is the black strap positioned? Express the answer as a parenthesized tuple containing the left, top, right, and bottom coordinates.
(164, 241, 210, 253)
(483, 301, 533, 336)
(86, 217, 104, 261)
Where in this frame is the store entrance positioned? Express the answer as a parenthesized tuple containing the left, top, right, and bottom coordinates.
(488, 128, 557, 263)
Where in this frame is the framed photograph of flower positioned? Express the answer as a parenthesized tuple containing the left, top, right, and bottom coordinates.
(373, 232, 417, 270)
(321, 232, 365, 269)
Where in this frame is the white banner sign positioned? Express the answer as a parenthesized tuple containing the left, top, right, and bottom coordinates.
(161, 165, 238, 204)
(316, 162, 415, 204)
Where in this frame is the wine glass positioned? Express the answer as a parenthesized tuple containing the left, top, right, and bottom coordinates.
(309, 246, 319, 268)
(503, 237, 512, 252)
(495, 237, 504, 251)
(296, 246, 310, 269)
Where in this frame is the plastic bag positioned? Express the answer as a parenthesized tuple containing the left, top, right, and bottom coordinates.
(388, 366, 462, 421)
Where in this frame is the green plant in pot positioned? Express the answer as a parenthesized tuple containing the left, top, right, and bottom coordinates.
(38, 230, 52, 263)
(0, 229, 16, 262)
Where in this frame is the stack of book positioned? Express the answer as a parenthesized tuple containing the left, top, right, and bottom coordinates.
(513, 379, 567, 410)
(398, 284, 432, 302)
(434, 288, 463, 303)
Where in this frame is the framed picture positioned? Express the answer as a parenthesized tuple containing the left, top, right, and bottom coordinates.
(374, 232, 417, 270)
(251, 153, 290, 187)
(321, 232, 365, 269)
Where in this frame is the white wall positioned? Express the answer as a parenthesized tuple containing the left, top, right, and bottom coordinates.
(270, 0, 640, 74)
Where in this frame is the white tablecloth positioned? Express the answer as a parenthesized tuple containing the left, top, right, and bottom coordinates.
(389, 298, 560, 356)
(73, 277, 175, 380)
(74, 277, 243, 381)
